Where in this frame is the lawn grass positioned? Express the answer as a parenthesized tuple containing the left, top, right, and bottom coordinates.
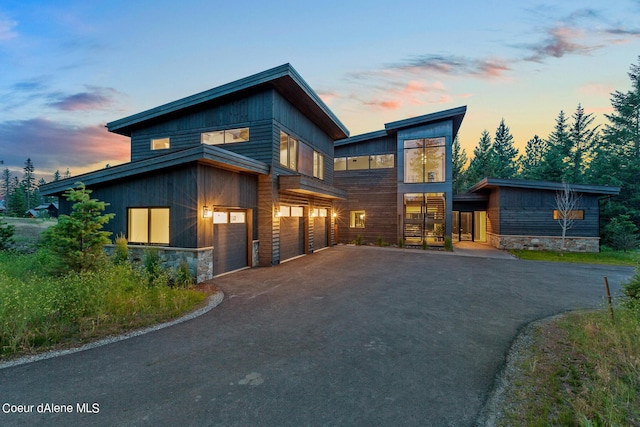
(494, 308, 640, 426)
(0, 249, 208, 359)
(510, 247, 639, 266)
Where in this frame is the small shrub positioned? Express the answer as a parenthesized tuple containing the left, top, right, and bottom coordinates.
(398, 237, 404, 248)
(622, 267, 640, 316)
(172, 260, 194, 288)
(0, 218, 15, 250)
(375, 236, 388, 247)
(421, 240, 428, 250)
(605, 214, 639, 251)
(113, 234, 129, 264)
(444, 237, 453, 251)
(142, 248, 163, 285)
(353, 234, 363, 246)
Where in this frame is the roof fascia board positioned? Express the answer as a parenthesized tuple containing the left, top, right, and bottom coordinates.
(384, 106, 467, 131)
(467, 178, 620, 195)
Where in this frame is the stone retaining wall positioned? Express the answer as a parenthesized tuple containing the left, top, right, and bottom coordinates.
(487, 233, 599, 252)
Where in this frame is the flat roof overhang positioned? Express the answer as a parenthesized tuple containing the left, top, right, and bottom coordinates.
(279, 175, 347, 200)
(40, 145, 270, 196)
(467, 178, 621, 196)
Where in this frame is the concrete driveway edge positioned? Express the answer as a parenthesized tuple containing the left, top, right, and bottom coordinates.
(0, 289, 224, 371)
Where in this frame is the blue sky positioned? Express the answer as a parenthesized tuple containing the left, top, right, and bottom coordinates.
(1, 0, 639, 180)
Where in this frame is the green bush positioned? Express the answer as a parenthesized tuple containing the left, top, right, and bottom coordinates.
(142, 248, 163, 286)
(172, 260, 194, 288)
(353, 234, 363, 246)
(398, 237, 404, 248)
(622, 267, 640, 316)
(444, 237, 453, 251)
(604, 214, 639, 251)
(113, 234, 129, 264)
(0, 218, 15, 250)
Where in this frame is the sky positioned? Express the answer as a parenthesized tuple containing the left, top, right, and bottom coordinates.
(1, 0, 640, 181)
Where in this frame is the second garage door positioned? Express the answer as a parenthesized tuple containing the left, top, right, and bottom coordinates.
(213, 210, 248, 276)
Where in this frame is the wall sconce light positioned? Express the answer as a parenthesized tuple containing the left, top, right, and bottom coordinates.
(332, 212, 337, 218)
(203, 206, 212, 218)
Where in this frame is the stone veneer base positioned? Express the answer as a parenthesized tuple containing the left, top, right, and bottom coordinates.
(487, 233, 599, 252)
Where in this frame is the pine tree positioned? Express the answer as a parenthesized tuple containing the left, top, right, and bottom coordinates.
(518, 135, 548, 180)
(1, 167, 10, 211)
(568, 104, 599, 183)
(491, 119, 518, 179)
(452, 135, 468, 193)
(22, 158, 36, 210)
(541, 110, 571, 182)
(8, 177, 26, 217)
(53, 170, 61, 182)
(466, 130, 494, 185)
(590, 56, 640, 230)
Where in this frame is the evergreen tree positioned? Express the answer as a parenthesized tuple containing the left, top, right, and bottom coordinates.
(466, 130, 494, 185)
(568, 104, 599, 183)
(53, 170, 61, 182)
(8, 177, 26, 217)
(590, 56, 640, 230)
(541, 110, 571, 182)
(518, 135, 548, 180)
(1, 167, 10, 211)
(491, 119, 518, 179)
(42, 182, 114, 272)
(452, 135, 468, 193)
(22, 158, 36, 210)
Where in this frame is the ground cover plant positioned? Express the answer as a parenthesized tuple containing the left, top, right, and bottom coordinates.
(0, 184, 207, 359)
(510, 248, 639, 266)
(493, 269, 640, 426)
(0, 250, 206, 359)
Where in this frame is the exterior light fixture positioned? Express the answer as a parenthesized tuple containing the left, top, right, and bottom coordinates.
(332, 212, 337, 218)
(203, 206, 212, 218)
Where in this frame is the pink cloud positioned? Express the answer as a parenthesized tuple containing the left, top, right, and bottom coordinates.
(0, 118, 129, 175)
(48, 86, 119, 111)
(525, 26, 599, 62)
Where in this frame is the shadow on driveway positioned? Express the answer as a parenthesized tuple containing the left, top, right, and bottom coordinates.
(0, 246, 634, 427)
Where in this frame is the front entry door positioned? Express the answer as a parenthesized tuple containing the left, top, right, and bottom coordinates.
(460, 212, 473, 241)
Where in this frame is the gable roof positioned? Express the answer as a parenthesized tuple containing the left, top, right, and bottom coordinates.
(107, 64, 349, 140)
(335, 105, 466, 147)
(467, 178, 620, 196)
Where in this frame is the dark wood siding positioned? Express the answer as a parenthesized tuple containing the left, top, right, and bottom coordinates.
(130, 90, 275, 163)
(498, 188, 600, 237)
(333, 167, 397, 245)
(87, 164, 199, 248)
(313, 217, 327, 248)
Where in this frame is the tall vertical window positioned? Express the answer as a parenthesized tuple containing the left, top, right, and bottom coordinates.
(403, 193, 445, 246)
(128, 208, 170, 244)
(350, 210, 365, 228)
(151, 138, 170, 150)
(313, 151, 324, 179)
(280, 131, 298, 170)
(404, 137, 446, 183)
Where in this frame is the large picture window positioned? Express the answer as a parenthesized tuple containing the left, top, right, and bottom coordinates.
(128, 208, 170, 244)
(280, 131, 298, 170)
(404, 138, 446, 183)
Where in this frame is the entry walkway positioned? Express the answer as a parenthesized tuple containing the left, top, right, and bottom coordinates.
(453, 240, 516, 259)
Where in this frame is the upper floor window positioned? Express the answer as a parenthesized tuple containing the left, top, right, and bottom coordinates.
(313, 151, 324, 180)
(404, 138, 445, 183)
(201, 127, 249, 145)
(280, 131, 298, 170)
(151, 138, 170, 150)
(553, 210, 584, 220)
(334, 154, 395, 171)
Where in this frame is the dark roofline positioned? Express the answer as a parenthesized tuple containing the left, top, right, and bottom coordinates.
(467, 178, 620, 195)
(40, 146, 270, 196)
(335, 105, 466, 147)
(107, 64, 349, 140)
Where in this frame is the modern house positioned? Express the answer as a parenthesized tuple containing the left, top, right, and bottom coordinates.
(41, 64, 620, 282)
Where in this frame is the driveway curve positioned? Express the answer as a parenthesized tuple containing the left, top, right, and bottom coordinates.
(0, 245, 634, 426)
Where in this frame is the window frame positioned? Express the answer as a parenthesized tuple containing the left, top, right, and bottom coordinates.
(553, 210, 584, 220)
(201, 127, 250, 145)
(127, 207, 170, 245)
(350, 210, 366, 228)
(313, 150, 324, 180)
(280, 131, 298, 171)
(151, 137, 170, 151)
(403, 137, 446, 183)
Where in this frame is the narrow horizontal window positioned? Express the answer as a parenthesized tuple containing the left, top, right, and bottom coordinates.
(230, 212, 246, 224)
(347, 156, 369, 170)
(553, 210, 584, 220)
(202, 128, 249, 145)
(151, 138, 170, 150)
(213, 212, 228, 224)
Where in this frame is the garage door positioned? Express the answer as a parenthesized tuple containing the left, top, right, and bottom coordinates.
(314, 217, 327, 249)
(213, 210, 247, 276)
(280, 216, 304, 261)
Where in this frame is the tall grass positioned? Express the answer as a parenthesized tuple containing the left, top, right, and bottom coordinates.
(495, 308, 640, 426)
(0, 250, 206, 358)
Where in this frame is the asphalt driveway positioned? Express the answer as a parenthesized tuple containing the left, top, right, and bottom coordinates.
(0, 246, 634, 426)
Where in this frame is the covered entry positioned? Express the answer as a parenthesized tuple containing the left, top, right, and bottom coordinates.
(213, 209, 249, 276)
(452, 211, 486, 242)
